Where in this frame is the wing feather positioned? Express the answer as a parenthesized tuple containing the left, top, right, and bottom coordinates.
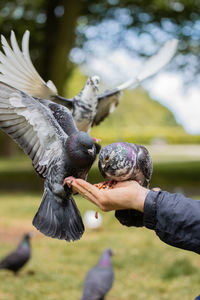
(0, 83, 66, 177)
(92, 89, 122, 126)
(0, 31, 58, 99)
(117, 39, 178, 91)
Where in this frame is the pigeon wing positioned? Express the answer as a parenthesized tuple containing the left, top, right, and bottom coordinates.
(0, 82, 66, 178)
(92, 88, 122, 126)
(116, 39, 178, 91)
(37, 98, 78, 136)
(0, 30, 58, 99)
(137, 145, 153, 187)
(93, 39, 178, 127)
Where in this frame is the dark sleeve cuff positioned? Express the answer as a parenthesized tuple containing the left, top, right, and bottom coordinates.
(143, 190, 160, 229)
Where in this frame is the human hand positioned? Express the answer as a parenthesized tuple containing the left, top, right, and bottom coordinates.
(63, 177, 150, 212)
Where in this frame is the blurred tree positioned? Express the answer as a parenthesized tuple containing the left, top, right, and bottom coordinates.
(0, 0, 199, 94)
(0, 0, 199, 156)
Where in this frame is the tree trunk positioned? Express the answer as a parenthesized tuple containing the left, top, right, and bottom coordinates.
(0, 132, 18, 157)
(44, 0, 83, 95)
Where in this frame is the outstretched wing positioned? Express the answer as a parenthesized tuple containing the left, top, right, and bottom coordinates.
(0, 30, 58, 99)
(94, 39, 178, 126)
(117, 39, 178, 90)
(0, 82, 66, 177)
(37, 98, 78, 136)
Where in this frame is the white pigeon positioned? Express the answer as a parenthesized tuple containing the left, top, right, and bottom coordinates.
(0, 30, 178, 132)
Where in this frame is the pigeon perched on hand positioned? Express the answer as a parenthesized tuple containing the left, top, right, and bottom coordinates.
(80, 248, 114, 300)
(0, 31, 178, 132)
(0, 82, 98, 241)
(0, 233, 32, 275)
(98, 142, 153, 227)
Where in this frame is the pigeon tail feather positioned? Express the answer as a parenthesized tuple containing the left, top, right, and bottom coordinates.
(32, 186, 84, 241)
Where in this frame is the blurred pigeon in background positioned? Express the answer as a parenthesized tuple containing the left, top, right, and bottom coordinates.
(0, 31, 178, 132)
(98, 142, 153, 227)
(0, 233, 32, 275)
(80, 248, 114, 300)
(0, 82, 97, 241)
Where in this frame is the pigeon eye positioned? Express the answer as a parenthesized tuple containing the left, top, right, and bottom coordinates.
(81, 143, 86, 147)
(105, 155, 109, 161)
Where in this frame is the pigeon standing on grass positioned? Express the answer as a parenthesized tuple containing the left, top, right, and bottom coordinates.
(0, 233, 32, 275)
(80, 248, 114, 300)
(0, 30, 178, 132)
(0, 82, 97, 241)
(98, 142, 153, 227)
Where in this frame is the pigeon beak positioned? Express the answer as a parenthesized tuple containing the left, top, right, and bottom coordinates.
(88, 146, 95, 156)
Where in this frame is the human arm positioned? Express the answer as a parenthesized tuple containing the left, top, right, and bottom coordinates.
(144, 190, 200, 254)
(64, 177, 200, 254)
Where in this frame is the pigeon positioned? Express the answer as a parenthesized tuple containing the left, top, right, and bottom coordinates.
(0, 82, 98, 241)
(98, 142, 153, 227)
(0, 232, 32, 275)
(80, 248, 114, 300)
(0, 30, 178, 132)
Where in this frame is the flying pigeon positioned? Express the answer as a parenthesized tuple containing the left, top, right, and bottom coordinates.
(0, 82, 98, 241)
(80, 248, 114, 300)
(0, 30, 178, 132)
(98, 142, 153, 227)
(0, 232, 32, 275)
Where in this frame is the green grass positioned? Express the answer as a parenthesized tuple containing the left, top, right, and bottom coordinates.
(0, 192, 200, 300)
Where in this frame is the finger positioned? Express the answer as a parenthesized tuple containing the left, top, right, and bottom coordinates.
(71, 179, 103, 207)
(152, 187, 161, 191)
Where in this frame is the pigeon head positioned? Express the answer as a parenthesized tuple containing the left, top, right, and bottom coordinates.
(20, 232, 33, 249)
(98, 248, 113, 267)
(87, 75, 100, 91)
(98, 143, 136, 181)
(23, 232, 33, 241)
(66, 131, 97, 166)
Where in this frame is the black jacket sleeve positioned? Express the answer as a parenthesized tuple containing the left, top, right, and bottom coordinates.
(144, 190, 200, 254)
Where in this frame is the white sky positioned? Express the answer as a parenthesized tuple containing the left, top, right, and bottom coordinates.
(146, 74, 200, 134)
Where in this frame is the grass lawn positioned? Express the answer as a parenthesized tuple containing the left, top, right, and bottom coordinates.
(0, 192, 200, 300)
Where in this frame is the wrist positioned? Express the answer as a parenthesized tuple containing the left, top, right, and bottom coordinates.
(132, 186, 149, 212)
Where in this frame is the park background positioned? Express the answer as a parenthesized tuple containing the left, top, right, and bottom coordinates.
(0, 1, 200, 299)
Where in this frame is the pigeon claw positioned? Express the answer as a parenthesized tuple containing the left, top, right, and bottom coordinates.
(63, 176, 74, 188)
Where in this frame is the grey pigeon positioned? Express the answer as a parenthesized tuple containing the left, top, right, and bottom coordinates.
(0, 31, 178, 132)
(0, 233, 32, 275)
(0, 82, 97, 241)
(98, 142, 153, 227)
(80, 248, 114, 300)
